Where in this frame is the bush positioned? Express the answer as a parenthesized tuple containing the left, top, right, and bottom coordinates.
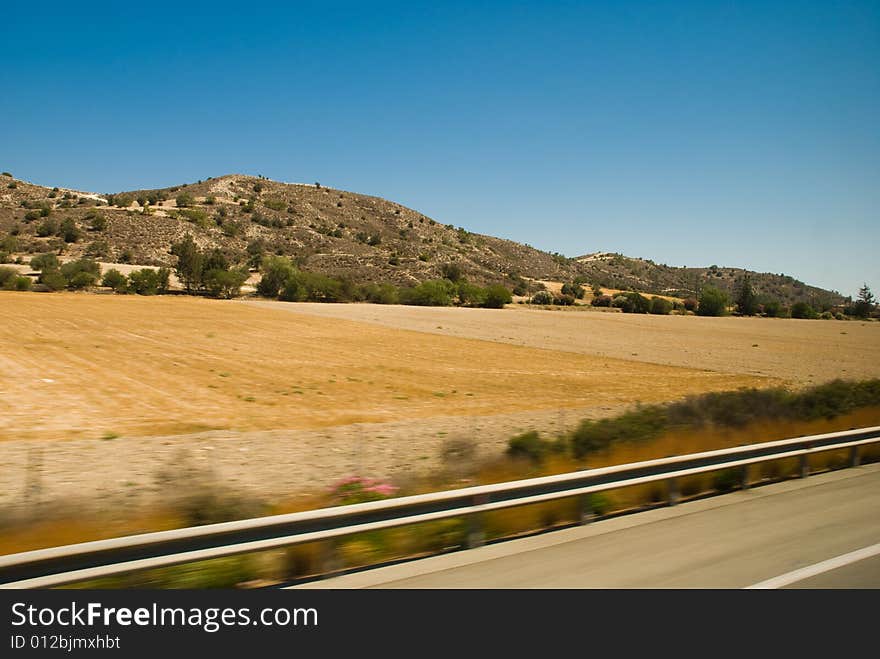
(530, 290, 553, 305)
(128, 268, 170, 295)
(649, 297, 673, 315)
(696, 287, 728, 316)
(101, 269, 129, 293)
(441, 263, 463, 282)
(0, 266, 18, 287)
(612, 292, 651, 314)
(175, 192, 195, 208)
(39, 271, 68, 291)
(60, 259, 101, 289)
(571, 406, 668, 458)
(36, 218, 58, 237)
(561, 282, 585, 299)
(483, 285, 512, 309)
(456, 282, 487, 307)
(257, 256, 297, 298)
(30, 253, 59, 271)
(591, 295, 612, 307)
(359, 283, 399, 305)
(400, 280, 455, 306)
(791, 302, 818, 319)
(683, 297, 698, 312)
(552, 293, 575, 306)
(89, 214, 107, 231)
(203, 268, 248, 299)
(4, 275, 32, 291)
(506, 431, 559, 464)
(59, 218, 81, 243)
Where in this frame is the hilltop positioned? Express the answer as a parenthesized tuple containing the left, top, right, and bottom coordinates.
(0, 172, 845, 305)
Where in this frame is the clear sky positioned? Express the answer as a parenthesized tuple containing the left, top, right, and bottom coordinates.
(2, 1, 877, 297)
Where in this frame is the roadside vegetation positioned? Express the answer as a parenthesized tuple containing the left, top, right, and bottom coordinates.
(4, 379, 879, 588)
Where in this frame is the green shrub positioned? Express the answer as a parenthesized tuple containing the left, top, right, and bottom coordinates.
(457, 282, 487, 307)
(591, 295, 612, 307)
(39, 271, 67, 291)
(89, 214, 107, 231)
(0, 266, 18, 287)
(791, 301, 817, 319)
(59, 218, 81, 243)
(36, 218, 58, 237)
(571, 405, 668, 458)
(359, 283, 399, 305)
(697, 287, 728, 316)
(175, 192, 195, 208)
(101, 269, 129, 293)
(263, 198, 286, 211)
(257, 256, 296, 298)
(506, 431, 559, 464)
(30, 253, 59, 271)
(203, 268, 248, 299)
(612, 292, 651, 313)
(128, 268, 170, 295)
(400, 279, 455, 306)
(179, 208, 209, 227)
(60, 259, 101, 289)
(649, 297, 673, 315)
(5, 275, 32, 291)
(483, 285, 512, 308)
(530, 290, 553, 305)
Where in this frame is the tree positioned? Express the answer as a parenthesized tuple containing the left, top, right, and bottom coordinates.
(59, 218, 81, 243)
(483, 285, 512, 309)
(102, 269, 129, 293)
(734, 275, 758, 316)
(696, 287, 729, 316)
(256, 256, 296, 298)
(853, 284, 875, 319)
(170, 235, 204, 292)
(203, 268, 248, 299)
(128, 268, 170, 295)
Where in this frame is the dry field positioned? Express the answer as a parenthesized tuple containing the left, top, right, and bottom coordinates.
(1, 292, 879, 507)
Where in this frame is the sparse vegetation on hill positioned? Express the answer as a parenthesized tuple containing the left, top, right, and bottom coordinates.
(0, 174, 853, 308)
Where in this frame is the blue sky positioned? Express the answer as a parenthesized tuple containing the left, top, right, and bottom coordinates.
(2, 1, 877, 297)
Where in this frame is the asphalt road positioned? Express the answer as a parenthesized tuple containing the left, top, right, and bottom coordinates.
(296, 463, 880, 589)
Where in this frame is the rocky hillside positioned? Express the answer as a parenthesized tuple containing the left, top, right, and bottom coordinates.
(0, 171, 844, 305)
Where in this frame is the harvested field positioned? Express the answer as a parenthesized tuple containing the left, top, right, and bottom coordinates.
(1, 292, 878, 507)
(249, 301, 880, 386)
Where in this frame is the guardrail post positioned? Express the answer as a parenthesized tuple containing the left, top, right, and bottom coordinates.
(667, 478, 679, 506)
(850, 446, 861, 468)
(799, 453, 809, 478)
(320, 539, 340, 578)
(579, 494, 594, 524)
(467, 494, 489, 548)
(741, 465, 750, 490)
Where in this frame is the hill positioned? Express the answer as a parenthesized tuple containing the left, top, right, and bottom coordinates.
(0, 171, 845, 306)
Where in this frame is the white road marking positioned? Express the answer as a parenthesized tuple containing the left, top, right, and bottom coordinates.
(745, 542, 880, 589)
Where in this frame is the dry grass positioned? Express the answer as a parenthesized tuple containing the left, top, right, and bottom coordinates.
(0, 292, 774, 442)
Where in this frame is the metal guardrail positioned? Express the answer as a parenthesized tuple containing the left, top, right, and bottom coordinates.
(1, 425, 879, 589)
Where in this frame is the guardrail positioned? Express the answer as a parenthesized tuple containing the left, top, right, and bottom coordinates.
(2, 425, 879, 589)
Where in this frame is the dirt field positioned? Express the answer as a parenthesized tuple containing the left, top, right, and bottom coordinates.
(251, 301, 880, 386)
(1, 292, 878, 507)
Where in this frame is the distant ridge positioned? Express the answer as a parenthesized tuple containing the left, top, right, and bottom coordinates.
(0, 172, 844, 306)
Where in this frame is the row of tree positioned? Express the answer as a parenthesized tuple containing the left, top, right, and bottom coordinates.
(256, 255, 513, 307)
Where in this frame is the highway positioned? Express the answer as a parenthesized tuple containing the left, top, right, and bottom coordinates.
(295, 462, 880, 589)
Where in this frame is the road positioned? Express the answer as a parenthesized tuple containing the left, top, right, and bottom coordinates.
(295, 463, 880, 589)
